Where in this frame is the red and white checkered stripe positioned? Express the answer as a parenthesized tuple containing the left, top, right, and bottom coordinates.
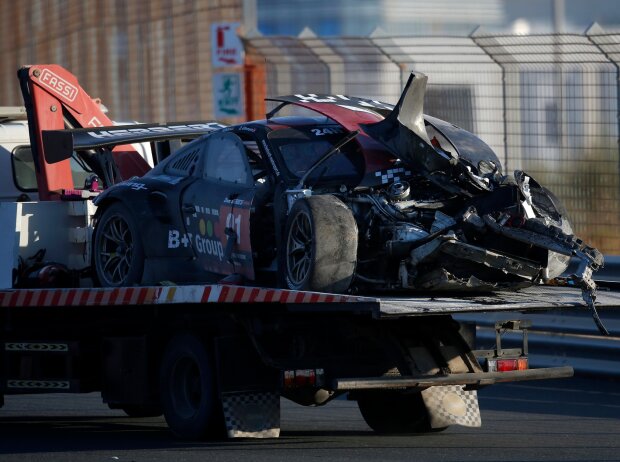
(0, 285, 377, 308)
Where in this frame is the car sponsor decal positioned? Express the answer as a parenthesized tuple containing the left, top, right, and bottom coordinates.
(261, 140, 280, 177)
(374, 167, 412, 184)
(86, 122, 225, 140)
(224, 197, 248, 207)
(310, 127, 344, 136)
(171, 199, 250, 262)
(223, 125, 256, 133)
(335, 104, 382, 115)
(291, 94, 394, 112)
(121, 181, 147, 190)
(293, 94, 351, 103)
(194, 205, 220, 217)
(175, 195, 254, 277)
(168, 228, 225, 261)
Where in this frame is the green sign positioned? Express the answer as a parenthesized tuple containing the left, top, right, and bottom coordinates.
(213, 73, 243, 118)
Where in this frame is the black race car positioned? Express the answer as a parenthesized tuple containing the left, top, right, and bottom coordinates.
(90, 73, 603, 315)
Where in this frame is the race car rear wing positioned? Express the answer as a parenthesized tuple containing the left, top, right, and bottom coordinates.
(42, 121, 226, 164)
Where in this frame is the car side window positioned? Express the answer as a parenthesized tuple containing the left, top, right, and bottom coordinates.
(204, 133, 252, 186)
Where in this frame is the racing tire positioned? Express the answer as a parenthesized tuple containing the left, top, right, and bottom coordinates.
(159, 333, 225, 440)
(281, 195, 358, 293)
(356, 390, 447, 434)
(93, 202, 145, 287)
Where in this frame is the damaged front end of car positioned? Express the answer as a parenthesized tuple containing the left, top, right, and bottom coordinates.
(348, 73, 606, 333)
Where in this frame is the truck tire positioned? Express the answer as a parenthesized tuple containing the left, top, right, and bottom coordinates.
(281, 195, 357, 293)
(159, 334, 224, 440)
(357, 390, 447, 434)
(93, 202, 145, 287)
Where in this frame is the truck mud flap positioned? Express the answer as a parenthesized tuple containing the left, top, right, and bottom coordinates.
(221, 391, 280, 438)
(421, 385, 481, 428)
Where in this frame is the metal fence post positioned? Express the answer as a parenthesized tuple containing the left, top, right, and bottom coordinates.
(369, 28, 406, 91)
(585, 23, 620, 205)
(470, 27, 509, 172)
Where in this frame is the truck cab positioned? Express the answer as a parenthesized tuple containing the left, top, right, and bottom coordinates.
(0, 107, 37, 202)
(0, 103, 156, 289)
(0, 106, 156, 203)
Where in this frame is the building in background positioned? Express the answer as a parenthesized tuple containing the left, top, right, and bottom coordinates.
(257, 0, 505, 36)
(503, 0, 620, 34)
(0, 0, 245, 123)
(256, 0, 620, 37)
(3, 0, 620, 122)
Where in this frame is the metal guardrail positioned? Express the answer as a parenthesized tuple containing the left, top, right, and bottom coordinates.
(454, 256, 620, 377)
(590, 255, 620, 283)
(455, 304, 620, 377)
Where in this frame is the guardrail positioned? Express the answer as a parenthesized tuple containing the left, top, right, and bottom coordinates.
(591, 255, 620, 283)
(455, 304, 620, 377)
(455, 255, 620, 377)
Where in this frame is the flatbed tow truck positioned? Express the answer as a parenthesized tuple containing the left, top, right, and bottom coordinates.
(0, 64, 618, 440)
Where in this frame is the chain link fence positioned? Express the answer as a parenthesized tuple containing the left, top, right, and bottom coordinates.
(245, 26, 620, 255)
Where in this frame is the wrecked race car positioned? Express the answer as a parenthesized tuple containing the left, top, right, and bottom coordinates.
(89, 72, 605, 331)
(270, 75, 602, 294)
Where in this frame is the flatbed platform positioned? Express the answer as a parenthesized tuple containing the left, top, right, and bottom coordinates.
(376, 286, 620, 317)
(1, 284, 619, 319)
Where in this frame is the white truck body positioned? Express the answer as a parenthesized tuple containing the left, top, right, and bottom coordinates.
(0, 107, 155, 289)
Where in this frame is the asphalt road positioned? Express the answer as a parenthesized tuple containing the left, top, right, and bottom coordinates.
(0, 377, 618, 462)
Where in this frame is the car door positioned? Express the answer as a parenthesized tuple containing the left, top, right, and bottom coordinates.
(180, 131, 256, 280)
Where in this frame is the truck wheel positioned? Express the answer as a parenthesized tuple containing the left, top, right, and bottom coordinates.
(357, 391, 447, 434)
(159, 334, 224, 440)
(93, 202, 145, 287)
(281, 195, 357, 293)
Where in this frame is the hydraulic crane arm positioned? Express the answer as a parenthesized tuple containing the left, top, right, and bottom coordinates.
(18, 64, 150, 200)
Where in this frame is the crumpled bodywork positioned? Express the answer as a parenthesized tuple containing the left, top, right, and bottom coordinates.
(271, 73, 605, 333)
(358, 73, 605, 332)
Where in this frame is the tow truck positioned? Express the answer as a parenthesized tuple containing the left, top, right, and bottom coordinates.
(0, 64, 617, 440)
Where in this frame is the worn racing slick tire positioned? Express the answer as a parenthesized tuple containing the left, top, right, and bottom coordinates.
(356, 390, 447, 434)
(281, 195, 358, 293)
(159, 333, 225, 440)
(93, 202, 145, 287)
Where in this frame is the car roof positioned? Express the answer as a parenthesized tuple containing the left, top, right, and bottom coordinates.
(240, 115, 341, 131)
(265, 95, 388, 131)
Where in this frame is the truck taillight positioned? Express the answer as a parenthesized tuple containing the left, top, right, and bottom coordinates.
(487, 358, 528, 372)
(283, 368, 325, 389)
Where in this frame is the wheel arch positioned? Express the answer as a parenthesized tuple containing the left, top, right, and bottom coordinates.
(93, 190, 144, 223)
(92, 193, 157, 258)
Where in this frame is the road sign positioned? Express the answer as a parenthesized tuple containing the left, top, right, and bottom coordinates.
(213, 73, 244, 118)
(211, 22, 243, 68)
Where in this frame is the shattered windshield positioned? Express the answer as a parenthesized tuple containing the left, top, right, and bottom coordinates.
(268, 125, 364, 184)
